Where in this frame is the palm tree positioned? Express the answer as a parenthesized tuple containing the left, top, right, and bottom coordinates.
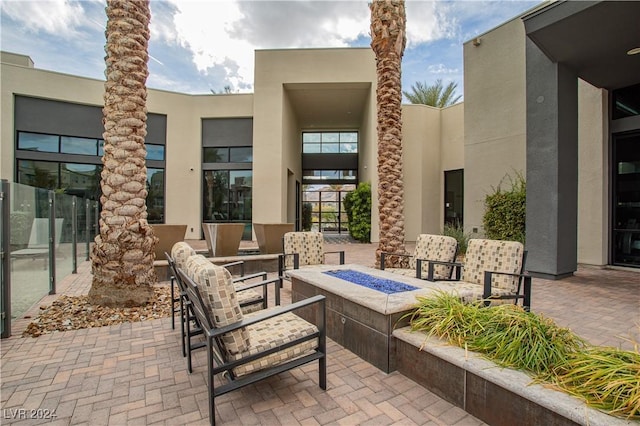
(89, 0, 157, 307)
(403, 79, 461, 107)
(370, 0, 407, 266)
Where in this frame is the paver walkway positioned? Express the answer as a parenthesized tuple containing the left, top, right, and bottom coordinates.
(1, 240, 638, 425)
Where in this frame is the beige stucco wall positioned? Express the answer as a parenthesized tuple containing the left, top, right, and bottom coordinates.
(440, 103, 465, 228)
(165, 93, 254, 239)
(463, 18, 527, 236)
(577, 80, 608, 266)
(0, 60, 105, 181)
(253, 48, 378, 234)
(0, 54, 255, 240)
(402, 105, 441, 241)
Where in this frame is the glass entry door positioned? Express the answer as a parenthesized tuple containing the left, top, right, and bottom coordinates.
(612, 131, 640, 267)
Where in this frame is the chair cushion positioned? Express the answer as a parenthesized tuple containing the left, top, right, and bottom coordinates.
(185, 255, 264, 315)
(187, 255, 250, 355)
(451, 281, 515, 305)
(229, 311, 318, 377)
(283, 231, 324, 268)
(462, 239, 524, 292)
(171, 241, 196, 269)
(409, 234, 458, 278)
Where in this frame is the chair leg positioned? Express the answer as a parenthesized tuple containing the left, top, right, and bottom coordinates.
(170, 277, 176, 330)
(180, 297, 187, 357)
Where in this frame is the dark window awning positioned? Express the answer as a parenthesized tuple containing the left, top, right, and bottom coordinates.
(523, 0, 640, 90)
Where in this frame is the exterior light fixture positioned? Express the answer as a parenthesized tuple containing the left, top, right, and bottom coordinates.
(627, 47, 640, 55)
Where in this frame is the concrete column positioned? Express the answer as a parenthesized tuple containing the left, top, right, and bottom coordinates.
(525, 38, 578, 279)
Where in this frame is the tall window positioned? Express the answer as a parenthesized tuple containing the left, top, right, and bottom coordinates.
(15, 131, 166, 223)
(201, 117, 253, 239)
(203, 170, 252, 221)
(302, 131, 358, 153)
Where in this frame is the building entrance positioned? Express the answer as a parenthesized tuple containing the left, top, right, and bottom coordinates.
(612, 131, 640, 267)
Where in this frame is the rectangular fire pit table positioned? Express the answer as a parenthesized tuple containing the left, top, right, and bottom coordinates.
(288, 263, 458, 373)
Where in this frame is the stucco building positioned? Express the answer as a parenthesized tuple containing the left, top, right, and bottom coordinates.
(1, 0, 638, 278)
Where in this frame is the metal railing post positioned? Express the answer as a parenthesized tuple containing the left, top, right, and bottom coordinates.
(72, 196, 77, 274)
(1, 180, 11, 338)
(48, 191, 56, 295)
(85, 199, 91, 261)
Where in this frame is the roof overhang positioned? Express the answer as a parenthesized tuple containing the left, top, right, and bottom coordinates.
(523, 0, 640, 90)
(284, 82, 371, 129)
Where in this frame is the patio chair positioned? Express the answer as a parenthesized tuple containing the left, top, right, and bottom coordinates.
(168, 244, 279, 373)
(177, 261, 326, 426)
(278, 231, 345, 282)
(11, 218, 64, 269)
(380, 234, 458, 280)
(430, 238, 532, 310)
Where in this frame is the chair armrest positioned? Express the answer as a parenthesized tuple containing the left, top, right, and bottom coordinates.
(222, 260, 245, 277)
(234, 277, 281, 306)
(208, 294, 326, 337)
(418, 259, 462, 281)
(278, 253, 300, 277)
(324, 250, 345, 264)
(232, 271, 267, 283)
(380, 252, 413, 270)
(483, 270, 532, 311)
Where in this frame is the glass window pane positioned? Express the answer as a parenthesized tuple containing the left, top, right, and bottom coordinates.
(98, 140, 105, 156)
(229, 171, 252, 221)
(203, 147, 229, 163)
(613, 84, 640, 120)
(146, 144, 165, 161)
(17, 160, 58, 189)
(61, 163, 100, 200)
(340, 142, 358, 153)
(322, 133, 339, 143)
(303, 133, 321, 143)
(340, 132, 358, 143)
(322, 143, 339, 153)
(18, 133, 59, 153)
(203, 170, 229, 221)
(230, 147, 252, 162)
(322, 170, 340, 180)
(61, 136, 98, 155)
(303, 143, 321, 153)
(341, 170, 357, 180)
(146, 168, 165, 223)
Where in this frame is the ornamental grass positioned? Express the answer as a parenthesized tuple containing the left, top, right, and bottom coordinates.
(546, 347, 640, 420)
(406, 292, 639, 419)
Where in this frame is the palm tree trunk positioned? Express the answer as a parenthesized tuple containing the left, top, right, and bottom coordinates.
(89, 0, 157, 307)
(370, 0, 407, 266)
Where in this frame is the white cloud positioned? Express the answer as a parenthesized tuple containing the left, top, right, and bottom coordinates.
(405, 0, 457, 46)
(427, 63, 459, 74)
(0, 0, 86, 37)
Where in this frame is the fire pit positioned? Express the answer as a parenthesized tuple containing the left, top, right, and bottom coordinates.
(289, 264, 456, 372)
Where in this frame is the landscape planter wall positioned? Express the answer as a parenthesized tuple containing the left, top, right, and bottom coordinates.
(201, 223, 244, 257)
(392, 328, 633, 426)
(150, 224, 187, 261)
(253, 223, 293, 254)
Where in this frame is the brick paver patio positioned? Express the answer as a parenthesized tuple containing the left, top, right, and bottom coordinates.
(1, 240, 638, 425)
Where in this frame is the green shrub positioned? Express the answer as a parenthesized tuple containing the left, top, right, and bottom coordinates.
(443, 221, 472, 255)
(483, 172, 526, 244)
(302, 202, 312, 231)
(343, 182, 371, 242)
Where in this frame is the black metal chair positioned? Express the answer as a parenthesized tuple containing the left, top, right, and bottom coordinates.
(167, 244, 280, 373)
(278, 231, 345, 284)
(177, 262, 326, 426)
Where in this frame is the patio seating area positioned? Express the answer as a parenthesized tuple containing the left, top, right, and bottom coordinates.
(1, 240, 638, 425)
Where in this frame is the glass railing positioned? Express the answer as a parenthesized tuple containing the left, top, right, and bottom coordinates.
(0, 180, 99, 337)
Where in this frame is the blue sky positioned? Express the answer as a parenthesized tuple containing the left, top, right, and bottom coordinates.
(1, 0, 540, 100)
